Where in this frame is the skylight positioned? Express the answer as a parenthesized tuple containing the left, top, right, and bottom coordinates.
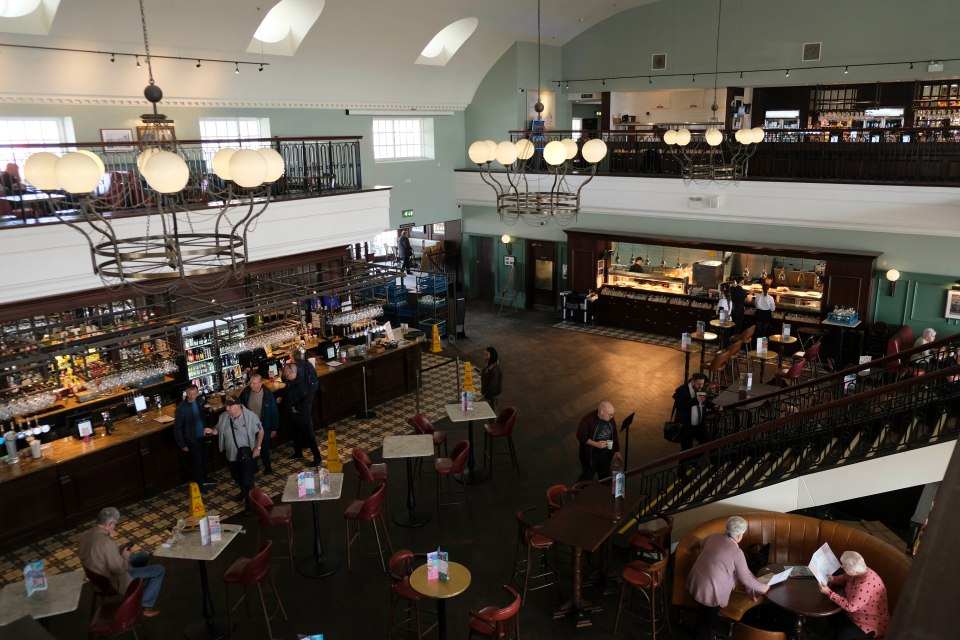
(416, 17, 478, 67)
(0, 0, 59, 36)
(247, 0, 325, 57)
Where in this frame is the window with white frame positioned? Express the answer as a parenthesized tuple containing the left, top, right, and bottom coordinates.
(0, 117, 75, 171)
(372, 118, 435, 162)
(198, 117, 271, 167)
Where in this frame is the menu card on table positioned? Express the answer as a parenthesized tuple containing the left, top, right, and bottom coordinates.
(207, 514, 222, 542)
(426, 549, 449, 582)
(23, 560, 47, 596)
(298, 472, 317, 498)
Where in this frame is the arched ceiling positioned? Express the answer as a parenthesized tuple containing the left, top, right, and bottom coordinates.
(0, 0, 659, 110)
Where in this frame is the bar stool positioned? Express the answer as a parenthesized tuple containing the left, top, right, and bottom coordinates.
(482, 406, 519, 477)
(410, 414, 448, 473)
(223, 540, 288, 640)
(436, 440, 471, 518)
(791, 340, 823, 379)
(511, 507, 560, 604)
(344, 483, 393, 571)
(467, 585, 521, 640)
(387, 550, 437, 640)
(87, 578, 145, 640)
(702, 349, 732, 386)
(613, 551, 671, 639)
(248, 487, 295, 574)
(629, 513, 673, 563)
(774, 359, 807, 387)
(352, 447, 388, 497)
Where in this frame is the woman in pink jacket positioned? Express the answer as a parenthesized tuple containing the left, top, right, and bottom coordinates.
(686, 516, 770, 640)
(818, 550, 889, 639)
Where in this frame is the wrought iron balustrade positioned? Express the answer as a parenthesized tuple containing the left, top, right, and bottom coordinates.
(506, 128, 960, 186)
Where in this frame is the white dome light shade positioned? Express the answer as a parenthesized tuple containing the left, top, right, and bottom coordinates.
(136, 148, 161, 172)
(501, 234, 511, 244)
(229, 149, 268, 187)
(750, 127, 765, 143)
(542, 140, 567, 166)
(2, 0, 42, 19)
(257, 148, 285, 182)
(23, 152, 60, 190)
(55, 152, 103, 194)
(494, 141, 518, 165)
(561, 138, 578, 160)
(212, 148, 238, 180)
(676, 129, 692, 146)
(705, 128, 723, 146)
(734, 128, 749, 144)
(515, 139, 535, 160)
(76, 150, 106, 176)
(662, 129, 678, 145)
(468, 141, 490, 164)
(142, 151, 190, 194)
(483, 140, 498, 162)
(582, 138, 608, 164)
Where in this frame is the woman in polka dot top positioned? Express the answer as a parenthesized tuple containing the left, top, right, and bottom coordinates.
(818, 550, 890, 639)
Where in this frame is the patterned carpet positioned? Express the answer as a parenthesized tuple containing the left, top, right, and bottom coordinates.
(554, 320, 700, 349)
(0, 351, 460, 586)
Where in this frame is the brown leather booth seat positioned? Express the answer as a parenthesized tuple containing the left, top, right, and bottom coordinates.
(672, 512, 912, 622)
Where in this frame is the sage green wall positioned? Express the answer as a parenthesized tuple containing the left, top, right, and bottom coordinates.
(562, 0, 960, 95)
(0, 103, 463, 229)
(872, 272, 960, 337)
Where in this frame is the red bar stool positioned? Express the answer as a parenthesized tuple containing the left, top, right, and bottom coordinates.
(344, 482, 393, 571)
(613, 551, 672, 639)
(629, 513, 673, 563)
(482, 406, 519, 478)
(467, 584, 521, 640)
(436, 440, 471, 518)
(791, 340, 823, 379)
(83, 566, 119, 619)
(410, 414, 448, 473)
(249, 487, 295, 574)
(88, 578, 145, 640)
(511, 507, 559, 605)
(774, 359, 808, 387)
(223, 540, 288, 639)
(352, 447, 388, 497)
(387, 550, 437, 640)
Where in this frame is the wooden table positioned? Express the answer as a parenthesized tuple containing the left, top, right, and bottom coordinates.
(409, 561, 472, 640)
(281, 471, 344, 578)
(444, 402, 497, 484)
(537, 482, 644, 628)
(0, 570, 84, 626)
(154, 523, 243, 640)
(692, 331, 719, 369)
(382, 434, 434, 527)
(747, 350, 778, 381)
(675, 343, 702, 381)
(768, 334, 799, 381)
(760, 564, 841, 639)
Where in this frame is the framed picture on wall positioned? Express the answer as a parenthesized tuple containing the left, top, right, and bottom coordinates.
(100, 128, 134, 151)
(136, 125, 176, 146)
(945, 290, 960, 320)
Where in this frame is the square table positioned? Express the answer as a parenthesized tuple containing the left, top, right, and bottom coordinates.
(154, 523, 243, 640)
(0, 570, 84, 626)
(383, 434, 434, 527)
(444, 402, 497, 484)
(281, 471, 344, 578)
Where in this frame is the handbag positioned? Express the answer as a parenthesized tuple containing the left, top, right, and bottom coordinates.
(229, 418, 254, 462)
(663, 421, 683, 443)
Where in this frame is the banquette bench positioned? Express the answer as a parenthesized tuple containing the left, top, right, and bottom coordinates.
(672, 512, 912, 623)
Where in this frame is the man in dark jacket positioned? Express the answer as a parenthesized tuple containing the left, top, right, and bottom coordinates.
(672, 373, 715, 451)
(281, 362, 322, 464)
(730, 277, 748, 332)
(172, 385, 213, 490)
(398, 230, 413, 275)
(239, 373, 280, 474)
(576, 401, 621, 481)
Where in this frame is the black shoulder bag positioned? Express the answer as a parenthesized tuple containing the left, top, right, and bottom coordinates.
(229, 418, 254, 462)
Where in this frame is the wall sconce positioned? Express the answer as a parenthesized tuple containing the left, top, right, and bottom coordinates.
(501, 234, 513, 255)
(886, 269, 900, 296)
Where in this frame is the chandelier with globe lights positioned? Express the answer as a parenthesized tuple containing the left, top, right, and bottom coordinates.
(466, 0, 608, 226)
(661, 0, 764, 186)
(22, 0, 283, 292)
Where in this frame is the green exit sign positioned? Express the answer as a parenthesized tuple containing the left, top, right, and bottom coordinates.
(402, 209, 414, 218)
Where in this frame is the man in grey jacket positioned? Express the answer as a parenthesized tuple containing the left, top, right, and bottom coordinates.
(205, 397, 263, 514)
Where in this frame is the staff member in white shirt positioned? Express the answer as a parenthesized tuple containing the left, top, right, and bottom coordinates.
(753, 283, 776, 338)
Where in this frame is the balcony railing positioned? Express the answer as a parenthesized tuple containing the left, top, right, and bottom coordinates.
(508, 128, 960, 186)
(0, 136, 363, 219)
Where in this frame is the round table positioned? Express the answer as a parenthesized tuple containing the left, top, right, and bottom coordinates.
(709, 319, 737, 347)
(747, 350, 777, 381)
(768, 334, 799, 380)
(760, 564, 841, 639)
(675, 343, 702, 381)
(410, 561, 472, 640)
(691, 331, 719, 369)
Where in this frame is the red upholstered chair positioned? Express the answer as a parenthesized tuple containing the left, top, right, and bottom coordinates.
(352, 447, 388, 497)
(468, 584, 521, 640)
(344, 482, 393, 571)
(512, 507, 559, 605)
(387, 550, 437, 640)
(774, 359, 807, 387)
(435, 440, 471, 518)
(545, 484, 569, 516)
(482, 406, 519, 478)
(410, 414, 448, 472)
(613, 551, 672, 639)
(249, 487, 294, 574)
(629, 513, 674, 562)
(88, 577, 145, 640)
(83, 566, 120, 618)
(223, 540, 288, 640)
(791, 340, 823, 379)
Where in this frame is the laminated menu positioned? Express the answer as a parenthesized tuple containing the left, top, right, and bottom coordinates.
(681, 332, 691, 349)
(298, 472, 317, 498)
(318, 468, 331, 495)
(696, 320, 706, 337)
(460, 390, 474, 412)
(808, 542, 841, 585)
(426, 548, 449, 582)
(199, 516, 211, 546)
(24, 560, 47, 596)
(207, 514, 222, 542)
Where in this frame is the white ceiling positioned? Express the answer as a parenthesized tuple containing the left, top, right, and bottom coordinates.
(0, 0, 659, 109)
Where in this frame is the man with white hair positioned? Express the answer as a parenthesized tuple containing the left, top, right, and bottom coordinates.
(576, 400, 621, 481)
(818, 550, 890, 639)
(686, 516, 769, 640)
(77, 507, 165, 617)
